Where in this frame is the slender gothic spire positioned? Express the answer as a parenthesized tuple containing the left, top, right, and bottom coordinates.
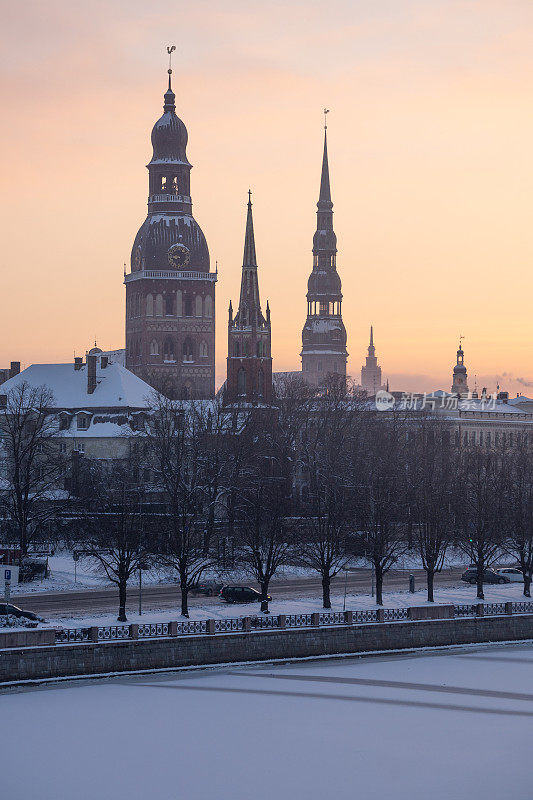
(370, 325, 374, 349)
(243, 190, 257, 267)
(318, 128, 332, 206)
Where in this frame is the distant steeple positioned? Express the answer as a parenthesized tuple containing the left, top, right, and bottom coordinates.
(451, 338, 469, 396)
(361, 325, 383, 395)
(242, 190, 257, 267)
(368, 325, 375, 355)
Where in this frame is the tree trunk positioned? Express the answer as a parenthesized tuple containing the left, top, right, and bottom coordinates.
(524, 573, 531, 598)
(427, 569, 435, 602)
(375, 567, 384, 606)
(322, 574, 331, 609)
(181, 585, 189, 618)
(117, 579, 127, 622)
(260, 581, 270, 614)
(476, 570, 485, 600)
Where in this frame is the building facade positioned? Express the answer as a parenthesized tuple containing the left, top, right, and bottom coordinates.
(226, 193, 272, 404)
(124, 67, 217, 399)
(301, 125, 347, 387)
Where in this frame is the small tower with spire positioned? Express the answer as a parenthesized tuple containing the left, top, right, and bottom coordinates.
(301, 115, 347, 388)
(226, 192, 272, 404)
(451, 338, 469, 396)
(360, 325, 384, 395)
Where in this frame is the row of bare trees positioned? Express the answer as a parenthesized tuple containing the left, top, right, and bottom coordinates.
(2, 379, 533, 619)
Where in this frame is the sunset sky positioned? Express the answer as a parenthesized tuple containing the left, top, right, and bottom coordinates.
(1, 0, 533, 394)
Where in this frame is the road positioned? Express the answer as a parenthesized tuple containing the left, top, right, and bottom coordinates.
(15, 567, 465, 618)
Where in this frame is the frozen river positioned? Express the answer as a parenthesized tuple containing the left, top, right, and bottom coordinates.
(2, 642, 533, 799)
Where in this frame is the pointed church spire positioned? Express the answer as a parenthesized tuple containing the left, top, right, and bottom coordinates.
(243, 190, 257, 267)
(370, 325, 374, 347)
(318, 127, 331, 206)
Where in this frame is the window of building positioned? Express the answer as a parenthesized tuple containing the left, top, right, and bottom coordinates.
(163, 337, 175, 362)
(234, 342, 240, 357)
(146, 294, 154, 316)
(204, 295, 213, 318)
(165, 294, 174, 316)
(257, 368, 264, 398)
(182, 338, 194, 363)
(195, 295, 203, 317)
(150, 340, 159, 356)
(155, 294, 163, 317)
(77, 415, 90, 431)
(59, 442, 67, 454)
(199, 341, 208, 359)
(171, 176, 178, 194)
(184, 299, 193, 317)
(176, 290, 182, 317)
(74, 442, 85, 454)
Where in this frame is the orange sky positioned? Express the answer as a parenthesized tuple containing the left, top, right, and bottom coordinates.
(1, 0, 533, 395)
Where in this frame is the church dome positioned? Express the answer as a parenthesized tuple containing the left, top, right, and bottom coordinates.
(307, 268, 341, 296)
(131, 213, 210, 272)
(454, 364, 467, 374)
(149, 86, 190, 165)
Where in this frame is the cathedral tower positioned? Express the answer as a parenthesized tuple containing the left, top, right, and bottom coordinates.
(451, 340, 469, 396)
(301, 121, 347, 387)
(360, 326, 384, 394)
(226, 193, 272, 404)
(124, 60, 216, 398)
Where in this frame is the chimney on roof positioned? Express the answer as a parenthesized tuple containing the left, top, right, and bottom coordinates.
(74, 357, 83, 371)
(101, 355, 109, 369)
(497, 391, 509, 403)
(9, 362, 20, 378)
(87, 355, 97, 394)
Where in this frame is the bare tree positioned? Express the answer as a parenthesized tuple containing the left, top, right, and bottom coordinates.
(501, 446, 533, 597)
(295, 382, 357, 608)
(146, 395, 212, 617)
(353, 411, 409, 605)
(408, 418, 456, 601)
(76, 460, 151, 622)
(0, 382, 67, 556)
(455, 446, 504, 600)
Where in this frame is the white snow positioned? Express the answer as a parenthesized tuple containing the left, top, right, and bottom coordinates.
(1, 643, 532, 799)
(0, 361, 155, 410)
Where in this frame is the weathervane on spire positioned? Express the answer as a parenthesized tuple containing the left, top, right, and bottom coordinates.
(248, 188, 252, 204)
(459, 334, 464, 349)
(323, 108, 330, 130)
(167, 45, 176, 75)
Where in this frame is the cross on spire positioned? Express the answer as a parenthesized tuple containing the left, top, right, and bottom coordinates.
(167, 45, 176, 89)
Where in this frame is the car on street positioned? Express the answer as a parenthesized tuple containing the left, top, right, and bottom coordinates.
(461, 567, 510, 585)
(0, 603, 39, 620)
(495, 567, 524, 583)
(220, 586, 272, 603)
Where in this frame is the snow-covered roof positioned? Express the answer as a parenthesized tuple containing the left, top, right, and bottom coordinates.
(0, 360, 156, 411)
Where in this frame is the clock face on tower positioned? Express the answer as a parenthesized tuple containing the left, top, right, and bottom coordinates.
(168, 243, 190, 269)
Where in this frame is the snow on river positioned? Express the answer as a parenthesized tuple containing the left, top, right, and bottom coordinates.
(1, 643, 532, 799)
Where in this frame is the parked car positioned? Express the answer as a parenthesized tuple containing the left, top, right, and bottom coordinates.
(220, 586, 272, 603)
(190, 582, 223, 597)
(495, 568, 524, 583)
(461, 567, 510, 585)
(0, 603, 38, 620)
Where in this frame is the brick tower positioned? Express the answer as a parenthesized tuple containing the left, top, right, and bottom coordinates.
(124, 60, 217, 399)
(226, 193, 272, 404)
(301, 119, 347, 387)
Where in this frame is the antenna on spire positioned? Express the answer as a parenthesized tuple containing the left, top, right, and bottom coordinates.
(323, 108, 330, 130)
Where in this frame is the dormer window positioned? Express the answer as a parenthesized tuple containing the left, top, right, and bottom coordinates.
(77, 414, 90, 431)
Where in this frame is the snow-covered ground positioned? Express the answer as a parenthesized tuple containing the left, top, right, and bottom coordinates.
(48, 581, 532, 629)
(2, 643, 532, 800)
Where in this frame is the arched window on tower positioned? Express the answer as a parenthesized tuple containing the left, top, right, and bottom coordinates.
(165, 294, 174, 316)
(184, 298, 193, 317)
(155, 294, 163, 317)
(237, 368, 247, 396)
(150, 340, 159, 357)
(182, 338, 194, 363)
(163, 337, 175, 362)
(257, 368, 264, 398)
(171, 176, 178, 194)
(234, 342, 240, 357)
(176, 290, 182, 317)
(204, 295, 213, 318)
(195, 295, 203, 317)
(199, 341, 208, 359)
(146, 294, 154, 316)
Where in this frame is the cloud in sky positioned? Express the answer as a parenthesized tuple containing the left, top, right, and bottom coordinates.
(1, 0, 533, 391)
